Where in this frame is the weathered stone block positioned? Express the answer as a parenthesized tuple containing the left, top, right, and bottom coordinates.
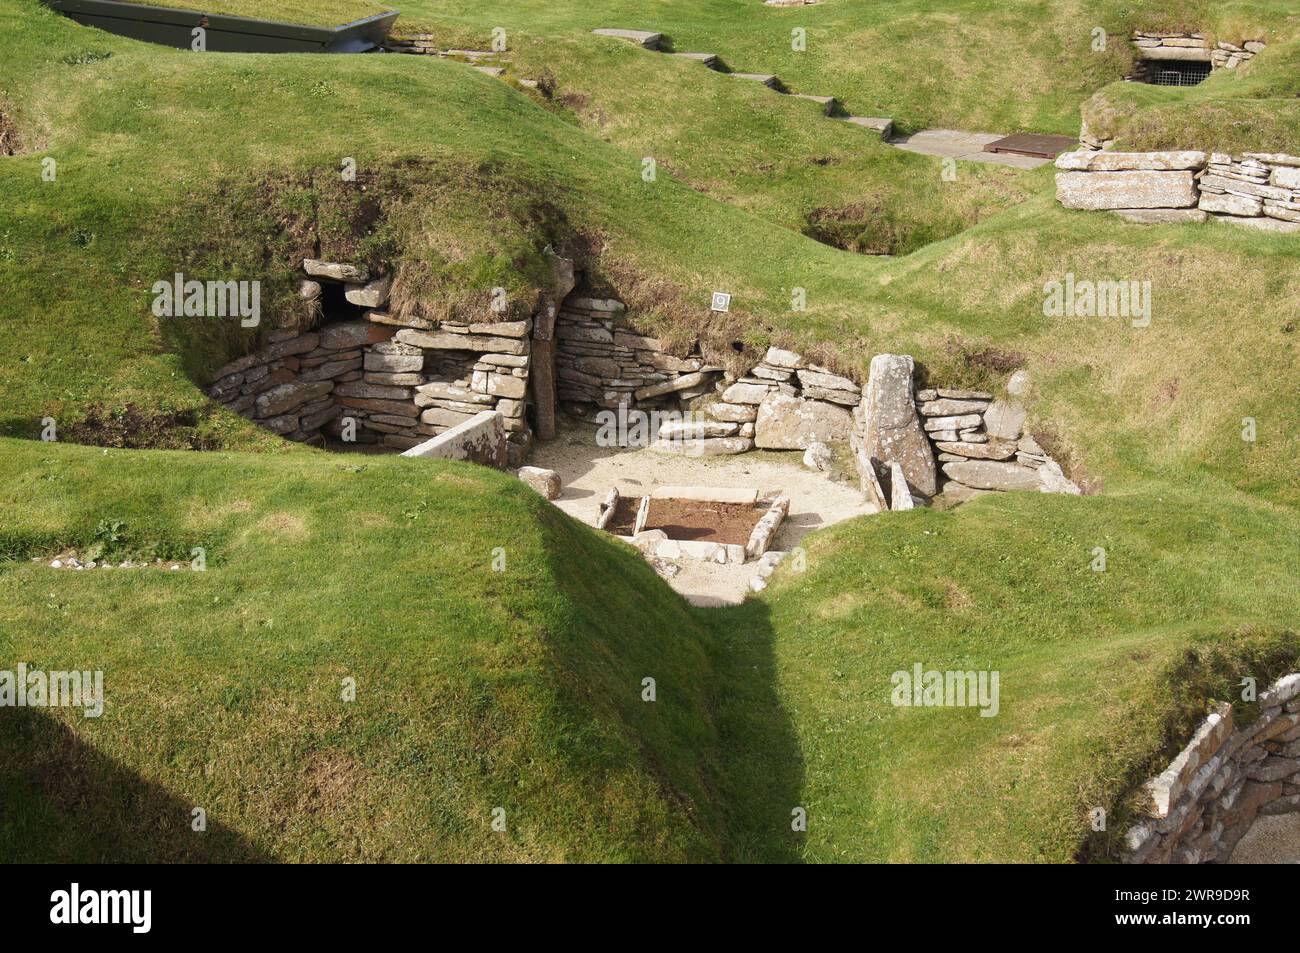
(344, 275, 392, 308)
(1054, 150, 1207, 172)
(396, 329, 528, 356)
(933, 439, 1017, 461)
(721, 381, 772, 405)
(303, 259, 368, 282)
(334, 381, 412, 401)
(708, 401, 758, 423)
(1199, 191, 1264, 217)
(1056, 170, 1198, 210)
(517, 466, 562, 500)
(941, 460, 1043, 492)
(254, 380, 332, 419)
(755, 394, 853, 450)
(401, 410, 506, 469)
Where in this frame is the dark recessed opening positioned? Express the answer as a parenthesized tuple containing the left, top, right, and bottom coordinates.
(1137, 59, 1212, 87)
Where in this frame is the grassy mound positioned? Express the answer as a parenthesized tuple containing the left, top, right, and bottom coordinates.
(0, 438, 743, 862)
(111, 0, 392, 28)
(1, 0, 1297, 861)
(718, 489, 1300, 861)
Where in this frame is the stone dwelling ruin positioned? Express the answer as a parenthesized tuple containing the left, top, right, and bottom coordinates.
(1127, 31, 1265, 88)
(207, 253, 1081, 527)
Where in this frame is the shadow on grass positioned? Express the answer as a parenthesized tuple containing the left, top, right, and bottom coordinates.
(0, 708, 271, 862)
(701, 600, 806, 862)
(535, 495, 805, 862)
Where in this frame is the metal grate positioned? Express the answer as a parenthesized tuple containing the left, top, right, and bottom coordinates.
(1147, 61, 1212, 87)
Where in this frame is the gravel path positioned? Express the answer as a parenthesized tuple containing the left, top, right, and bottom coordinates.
(1229, 813, 1300, 864)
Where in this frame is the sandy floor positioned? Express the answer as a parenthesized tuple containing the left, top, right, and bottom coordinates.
(1229, 812, 1300, 864)
(527, 417, 878, 606)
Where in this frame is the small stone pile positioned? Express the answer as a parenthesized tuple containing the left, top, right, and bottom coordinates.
(1123, 673, 1300, 864)
(1055, 149, 1300, 232)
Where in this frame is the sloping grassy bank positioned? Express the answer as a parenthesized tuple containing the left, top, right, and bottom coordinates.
(400, 0, 1300, 146)
(714, 484, 1300, 861)
(0, 437, 756, 861)
(1, 0, 1298, 862)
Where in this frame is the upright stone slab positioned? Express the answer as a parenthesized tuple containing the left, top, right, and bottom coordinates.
(400, 411, 507, 469)
(862, 354, 937, 498)
(530, 336, 557, 440)
(530, 252, 575, 442)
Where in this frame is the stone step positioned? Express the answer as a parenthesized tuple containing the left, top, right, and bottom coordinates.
(441, 49, 497, 61)
(591, 28, 662, 50)
(840, 115, 894, 139)
(673, 52, 722, 70)
(792, 93, 840, 116)
(474, 66, 504, 78)
(731, 72, 784, 90)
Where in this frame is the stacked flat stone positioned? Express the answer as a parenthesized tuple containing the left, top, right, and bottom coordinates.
(383, 37, 498, 59)
(848, 360, 1079, 508)
(1210, 38, 1266, 70)
(1131, 32, 1211, 63)
(206, 325, 365, 444)
(1129, 32, 1264, 72)
(1200, 152, 1300, 226)
(920, 376, 1080, 500)
(1055, 150, 1205, 216)
(682, 347, 855, 455)
(1123, 673, 1300, 864)
(555, 298, 719, 412)
(1055, 149, 1300, 231)
(211, 259, 540, 460)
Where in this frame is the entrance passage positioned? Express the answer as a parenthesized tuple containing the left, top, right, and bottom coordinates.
(1139, 60, 1212, 87)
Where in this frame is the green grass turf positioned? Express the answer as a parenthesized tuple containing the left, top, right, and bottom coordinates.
(111, 0, 391, 28)
(1, 0, 1297, 861)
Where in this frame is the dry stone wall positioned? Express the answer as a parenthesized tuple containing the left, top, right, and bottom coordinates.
(554, 305, 1077, 508)
(1124, 673, 1300, 864)
(209, 258, 545, 464)
(555, 298, 723, 414)
(555, 310, 859, 457)
(214, 273, 1081, 498)
(1129, 31, 1264, 74)
(1055, 149, 1300, 232)
(854, 357, 1079, 507)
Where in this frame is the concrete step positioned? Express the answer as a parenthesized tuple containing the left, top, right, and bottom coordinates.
(732, 72, 783, 90)
(673, 52, 722, 70)
(441, 49, 497, 62)
(792, 93, 840, 116)
(840, 115, 894, 139)
(591, 28, 663, 50)
(890, 128, 1050, 166)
